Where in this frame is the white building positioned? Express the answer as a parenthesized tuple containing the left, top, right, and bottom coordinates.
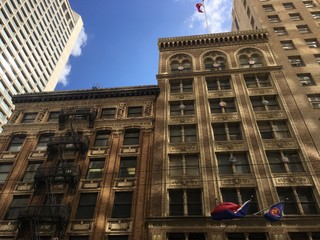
(0, 0, 83, 129)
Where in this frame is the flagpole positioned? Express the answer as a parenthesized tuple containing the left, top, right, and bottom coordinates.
(252, 200, 285, 216)
(202, 0, 210, 33)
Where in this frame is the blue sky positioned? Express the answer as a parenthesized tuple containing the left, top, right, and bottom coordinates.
(55, 0, 232, 91)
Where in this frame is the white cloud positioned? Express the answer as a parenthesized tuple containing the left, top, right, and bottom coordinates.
(71, 27, 88, 57)
(187, 0, 232, 33)
(59, 63, 72, 86)
(58, 27, 87, 86)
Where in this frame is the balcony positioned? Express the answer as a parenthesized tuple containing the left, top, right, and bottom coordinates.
(59, 107, 96, 129)
(47, 134, 89, 154)
(34, 163, 80, 190)
(18, 205, 70, 237)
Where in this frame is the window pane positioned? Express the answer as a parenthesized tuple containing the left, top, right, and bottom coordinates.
(119, 157, 137, 178)
(127, 106, 143, 117)
(7, 135, 26, 152)
(94, 131, 110, 147)
(101, 108, 116, 119)
(111, 192, 133, 218)
(87, 159, 104, 179)
(75, 193, 98, 219)
(123, 129, 140, 145)
(169, 189, 184, 216)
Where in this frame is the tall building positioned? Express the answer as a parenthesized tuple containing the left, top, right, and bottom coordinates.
(0, 0, 83, 129)
(0, 86, 159, 239)
(232, 0, 320, 153)
(147, 29, 320, 239)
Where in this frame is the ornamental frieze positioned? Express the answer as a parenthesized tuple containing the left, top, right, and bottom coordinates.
(247, 88, 277, 96)
(169, 116, 197, 124)
(255, 111, 286, 120)
(214, 141, 247, 151)
(274, 174, 311, 186)
(169, 176, 202, 187)
(169, 143, 199, 152)
(207, 91, 234, 98)
(220, 176, 256, 187)
(170, 93, 194, 100)
(211, 113, 240, 122)
(263, 139, 298, 149)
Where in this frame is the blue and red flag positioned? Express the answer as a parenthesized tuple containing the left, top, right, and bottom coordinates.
(264, 201, 284, 222)
(211, 199, 251, 220)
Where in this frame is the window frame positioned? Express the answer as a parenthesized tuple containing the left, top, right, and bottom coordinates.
(168, 154, 200, 176)
(111, 191, 133, 218)
(169, 125, 197, 143)
(169, 189, 203, 216)
(75, 192, 98, 219)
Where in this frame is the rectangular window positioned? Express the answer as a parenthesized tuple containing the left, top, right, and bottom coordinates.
(101, 108, 116, 119)
(206, 76, 232, 90)
(297, 73, 315, 86)
(280, 40, 295, 50)
(35, 134, 53, 151)
(127, 106, 143, 117)
(86, 159, 105, 179)
(212, 122, 242, 141)
(268, 15, 280, 23)
(263, 4, 274, 12)
(170, 101, 195, 116)
(227, 233, 267, 240)
(170, 79, 193, 93)
(0, 163, 13, 184)
(244, 73, 272, 88)
(169, 189, 202, 216)
(274, 27, 288, 35)
(169, 154, 199, 176)
(217, 152, 250, 174)
(311, 11, 320, 19)
(266, 150, 304, 173)
(289, 232, 320, 240)
(314, 54, 320, 64)
(221, 188, 258, 214)
(22, 162, 41, 182)
(69, 237, 89, 240)
(111, 192, 133, 218)
(250, 95, 280, 111)
(283, 2, 295, 10)
(169, 125, 197, 143)
(48, 112, 60, 122)
(75, 193, 98, 219)
(167, 233, 206, 240)
(303, 1, 315, 8)
(7, 135, 26, 152)
(277, 187, 318, 214)
(297, 25, 311, 33)
(307, 95, 320, 108)
(289, 13, 302, 21)
(257, 120, 291, 139)
(5, 195, 30, 220)
(108, 236, 129, 240)
(305, 38, 320, 48)
(288, 56, 305, 67)
(94, 130, 111, 147)
(209, 98, 237, 113)
(22, 112, 37, 123)
(123, 129, 140, 145)
(118, 156, 137, 178)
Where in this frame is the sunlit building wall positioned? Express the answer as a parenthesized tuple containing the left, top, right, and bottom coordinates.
(0, 0, 83, 129)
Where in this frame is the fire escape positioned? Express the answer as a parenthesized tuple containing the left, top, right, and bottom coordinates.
(18, 107, 95, 240)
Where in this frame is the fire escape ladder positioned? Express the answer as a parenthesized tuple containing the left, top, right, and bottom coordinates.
(59, 107, 97, 130)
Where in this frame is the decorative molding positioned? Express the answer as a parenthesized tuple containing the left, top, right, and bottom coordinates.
(170, 93, 194, 101)
(247, 88, 277, 96)
(168, 176, 202, 187)
(274, 175, 311, 186)
(208, 91, 234, 98)
(211, 113, 240, 122)
(169, 116, 197, 124)
(263, 139, 298, 149)
(255, 111, 286, 120)
(220, 176, 256, 187)
(168, 143, 199, 153)
(214, 141, 247, 151)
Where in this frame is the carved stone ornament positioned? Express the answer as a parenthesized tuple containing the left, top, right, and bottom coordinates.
(144, 102, 152, 117)
(170, 116, 196, 124)
(208, 91, 233, 98)
(220, 176, 255, 186)
(169, 143, 199, 153)
(255, 111, 285, 120)
(117, 103, 127, 119)
(211, 113, 240, 122)
(36, 107, 49, 123)
(263, 139, 297, 149)
(9, 110, 23, 124)
(169, 176, 201, 187)
(248, 88, 276, 96)
(275, 176, 310, 186)
(215, 141, 247, 151)
(170, 93, 194, 100)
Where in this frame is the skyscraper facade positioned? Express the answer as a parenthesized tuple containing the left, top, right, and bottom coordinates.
(232, 0, 320, 154)
(0, 0, 83, 129)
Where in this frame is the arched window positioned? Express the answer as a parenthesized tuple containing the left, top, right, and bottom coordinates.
(238, 48, 264, 68)
(170, 54, 192, 73)
(203, 51, 227, 71)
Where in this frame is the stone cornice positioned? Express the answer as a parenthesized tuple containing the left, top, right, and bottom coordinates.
(158, 29, 269, 51)
(12, 85, 160, 103)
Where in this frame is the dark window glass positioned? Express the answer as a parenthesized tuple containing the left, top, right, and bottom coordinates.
(101, 108, 116, 119)
(127, 106, 143, 117)
(7, 135, 26, 152)
(111, 192, 133, 218)
(119, 157, 137, 178)
(123, 129, 140, 145)
(94, 130, 111, 147)
(75, 193, 98, 219)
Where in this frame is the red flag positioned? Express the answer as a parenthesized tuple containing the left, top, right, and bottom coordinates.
(196, 3, 204, 13)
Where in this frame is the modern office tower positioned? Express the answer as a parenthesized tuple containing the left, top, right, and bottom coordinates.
(0, 0, 83, 129)
(0, 86, 159, 239)
(232, 0, 320, 154)
(148, 29, 320, 239)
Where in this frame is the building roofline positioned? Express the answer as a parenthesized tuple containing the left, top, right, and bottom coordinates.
(158, 29, 269, 51)
(12, 85, 160, 103)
